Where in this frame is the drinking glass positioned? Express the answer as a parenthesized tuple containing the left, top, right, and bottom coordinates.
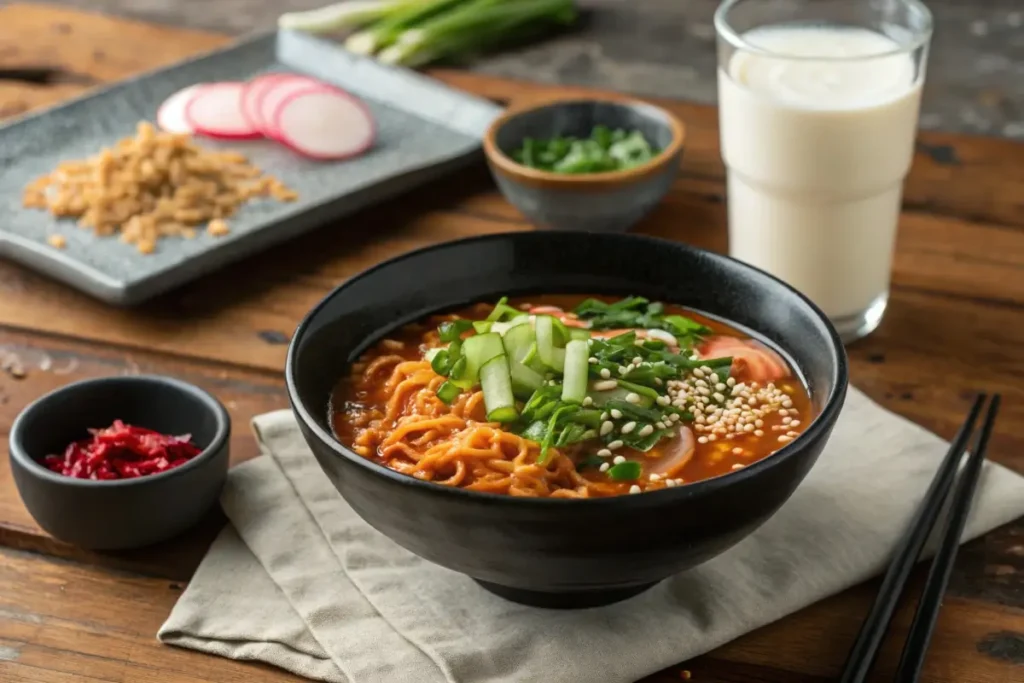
(715, 0, 933, 342)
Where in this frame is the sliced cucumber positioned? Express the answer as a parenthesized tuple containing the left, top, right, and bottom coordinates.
(568, 328, 591, 341)
(479, 354, 517, 422)
(502, 322, 534, 362)
(491, 315, 531, 337)
(535, 315, 564, 372)
(461, 332, 505, 386)
(510, 361, 545, 400)
(561, 339, 589, 403)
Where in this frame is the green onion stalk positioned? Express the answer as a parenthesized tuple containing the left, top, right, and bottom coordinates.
(278, 0, 415, 34)
(344, 0, 470, 55)
(377, 0, 577, 67)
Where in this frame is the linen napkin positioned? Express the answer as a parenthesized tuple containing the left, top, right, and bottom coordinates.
(159, 387, 1024, 683)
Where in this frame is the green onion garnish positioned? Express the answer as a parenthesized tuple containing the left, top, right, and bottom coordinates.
(607, 461, 642, 481)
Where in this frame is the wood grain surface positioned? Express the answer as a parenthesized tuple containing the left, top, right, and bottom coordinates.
(1, 4, 1023, 683)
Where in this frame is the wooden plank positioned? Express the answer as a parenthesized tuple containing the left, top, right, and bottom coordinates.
(1, 546, 1022, 683)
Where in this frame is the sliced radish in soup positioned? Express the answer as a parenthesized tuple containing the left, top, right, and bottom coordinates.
(648, 426, 696, 478)
(274, 88, 375, 160)
(185, 82, 261, 139)
(699, 336, 789, 383)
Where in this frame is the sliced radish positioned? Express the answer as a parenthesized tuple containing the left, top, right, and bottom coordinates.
(241, 73, 290, 135)
(185, 82, 261, 140)
(257, 76, 324, 139)
(274, 87, 375, 160)
(157, 84, 203, 134)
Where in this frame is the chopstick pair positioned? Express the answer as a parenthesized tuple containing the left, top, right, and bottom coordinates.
(838, 392, 1001, 683)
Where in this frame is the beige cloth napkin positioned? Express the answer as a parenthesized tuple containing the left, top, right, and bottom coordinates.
(159, 387, 1024, 683)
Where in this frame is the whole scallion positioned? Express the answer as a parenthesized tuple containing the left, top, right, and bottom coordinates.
(377, 0, 577, 67)
(278, 0, 413, 33)
(344, 0, 469, 55)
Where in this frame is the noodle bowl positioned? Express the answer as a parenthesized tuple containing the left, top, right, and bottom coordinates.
(331, 295, 812, 498)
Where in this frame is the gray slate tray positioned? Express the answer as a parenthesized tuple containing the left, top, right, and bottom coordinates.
(0, 30, 501, 305)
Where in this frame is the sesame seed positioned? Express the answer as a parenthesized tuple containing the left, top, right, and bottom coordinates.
(674, 478, 685, 485)
(778, 435, 792, 443)
(654, 378, 663, 386)
(698, 436, 708, 444)
(754, 429, 764, 436)
(713, 392, 725, 403)
(732, 447, 743, 455)
(582, 396, 594, 406)
(618, 365, 630, 375)
(656, 395, 671, 406)
(608, 440, 624, 450)
(743, 423, 754, 432)
(638, 424, 654, 437)
(610, 409, 623, 419)
(593, 379, 618, 391)
(715, 383, 726, 391)
(695, 379, 707, 388)
(629, 485, 641, 494)
(670, 413, 681, 422)
(693, 369, 705, 378)
(600, 421, 614, 436)
(599, 368, 611, 379)
(600, 412, 609, 420)
(779, 409, 789, 416)
(597, 448, 612, 457)
(632, 356, 643, 365)
(650, 473, 661, 481)
(782, 399, 793, 408)
(731, 463, 745, 471)
(621, 421, 637, 434)
(708, 434, 717, 441)
(755, 419, 764, 428)
(613, 455, 626, 464)
(726, 377, 736, 387)
(599, 462, 610, 472)
(655, 421, 666, 429)
(791, 420, 801, 427)
(782, 416, 793, 425)
(665, 479, 677, 487)
(625, 392, 641, 404)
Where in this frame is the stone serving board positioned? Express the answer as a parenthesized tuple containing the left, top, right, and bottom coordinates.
(0, 30, 502, 305)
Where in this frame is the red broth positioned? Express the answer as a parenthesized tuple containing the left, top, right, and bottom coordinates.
(331, 295, 812, 498)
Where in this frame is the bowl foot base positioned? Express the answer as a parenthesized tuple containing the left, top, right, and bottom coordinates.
(474, 579, 658, 609)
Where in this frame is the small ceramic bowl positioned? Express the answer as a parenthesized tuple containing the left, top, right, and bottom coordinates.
(483, 96, 685, 232)
(8, 375, 231, 550)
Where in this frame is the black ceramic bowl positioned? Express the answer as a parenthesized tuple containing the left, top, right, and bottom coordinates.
(286, 232, 847, 608)
(483, 96, 685, 233)
(9, 375, 230, 550)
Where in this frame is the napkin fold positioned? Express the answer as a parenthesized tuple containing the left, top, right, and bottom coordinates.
(159, 388, 1024, 683)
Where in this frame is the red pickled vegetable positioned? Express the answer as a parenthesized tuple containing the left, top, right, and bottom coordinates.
(43, 420, 202, 480)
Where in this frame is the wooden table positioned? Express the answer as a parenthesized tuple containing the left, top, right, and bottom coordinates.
(2, 4, 1024, 682)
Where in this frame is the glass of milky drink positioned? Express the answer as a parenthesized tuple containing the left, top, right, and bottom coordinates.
(714, 0, 933, 342)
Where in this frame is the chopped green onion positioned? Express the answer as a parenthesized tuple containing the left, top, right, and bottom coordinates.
(485, 296, 522, 322)
(436, 380, 461, 404)
(438, 319, 473, 343)
(570, 409, 602, 428)
(607, 461, 642, 481)
(429, 348, 450, 375)
(537, 404, 578, 464)
(604, 399, 662, 423)
(520, 420, 548, 443)
(616, 379, 659, 401)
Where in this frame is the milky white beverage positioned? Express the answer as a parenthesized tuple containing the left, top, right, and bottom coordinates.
(718, 24, 925, 336)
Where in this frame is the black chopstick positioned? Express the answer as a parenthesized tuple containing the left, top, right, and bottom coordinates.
(837, 393, 987, 683)
(892, 394, 1001, 683)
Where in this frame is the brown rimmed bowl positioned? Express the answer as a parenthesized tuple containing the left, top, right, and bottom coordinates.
(286, 231, 848, 609)
(482, 96, 685, 233)
(8, 375, 231, 550)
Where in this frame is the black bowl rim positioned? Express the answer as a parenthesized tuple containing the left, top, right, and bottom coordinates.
(285, 231, 849, 509)
(8, 374, 231, 488)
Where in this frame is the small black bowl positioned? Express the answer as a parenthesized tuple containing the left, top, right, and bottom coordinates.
(9, 375, 230, 550)
(286, 232, 847, 608)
